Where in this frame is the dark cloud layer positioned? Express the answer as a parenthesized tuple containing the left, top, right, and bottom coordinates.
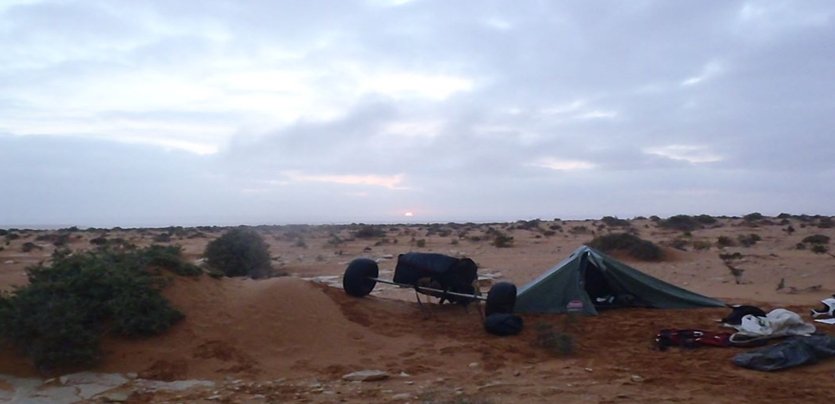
(1, 1, 833, 226)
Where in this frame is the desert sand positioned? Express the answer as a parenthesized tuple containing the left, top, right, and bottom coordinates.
(0, 216, 833, 403)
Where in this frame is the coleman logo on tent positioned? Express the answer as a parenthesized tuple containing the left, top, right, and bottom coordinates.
(567, 299, 584, 312)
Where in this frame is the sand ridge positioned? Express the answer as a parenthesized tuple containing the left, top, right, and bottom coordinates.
(0, 217, 833, 402)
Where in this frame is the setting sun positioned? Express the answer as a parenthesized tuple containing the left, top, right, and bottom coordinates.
(404, 212, 414, 217)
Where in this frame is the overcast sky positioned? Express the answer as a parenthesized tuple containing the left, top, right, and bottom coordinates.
(1, 0, 834, 228)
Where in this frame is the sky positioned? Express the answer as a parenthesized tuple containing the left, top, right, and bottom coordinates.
(1, 0, 834, 228)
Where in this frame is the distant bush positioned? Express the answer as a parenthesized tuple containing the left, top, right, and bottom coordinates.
(737, 233, 762, 247)
(743, 212, 764, 222)
(89, 236, 109, 246)
(818, 217, 834, 229)
(692, 240, 712, 250)
(695, 214, 718, 225)
(0, 246, 189, 371)
(570, 226, 590, 235)
(802, 234, 830, 245)
(492, 232, 514, 248)
(588, 233, 662, 261)
(203, 227, 274, 278)
(659, 215, 701, 232)
(669, 238, 689, 251)
(353, 225, 386, 239)
(21, 242, 41, 253)
(719, 252, 743, 261)
(152, 233, 172, 243)
(514, 219, 542, 231)
(600, 216, 630, 227)
(416, 239, 427, 248)
(811, 244, 829, 254)
(716, 236, 737, 248)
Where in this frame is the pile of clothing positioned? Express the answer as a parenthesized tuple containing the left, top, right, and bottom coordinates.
(810, 294, 835, 324)
(656, 300, 835, 371)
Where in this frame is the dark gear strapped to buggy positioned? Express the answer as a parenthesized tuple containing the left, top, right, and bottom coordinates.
(393, 252, 480, 306)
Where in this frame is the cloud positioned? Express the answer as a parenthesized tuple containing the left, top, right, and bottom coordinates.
(681, 60, 724, 87)
(644, 145, 723, 164)
(530, 158, 596, 171)
(283, 171, 408, 189)
(1, 1, 834, 226)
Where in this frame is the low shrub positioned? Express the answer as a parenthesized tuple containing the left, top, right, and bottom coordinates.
(692, 240, 712, 250)
(21, 242, 41, 253)
(716, 236, 736, 248)
(695, 214, 717, 225)
(588, 233, 663, 261)
(659, 215, 701, 232)
(203, 227, 275, 278)
(0, 246, 190, 371)
(743, 212, 764, 222)
(600, 216, 630, 227)
(353, 225, 386, 239)
(492, 233, 514, 248)
(534, 322, 574, 356)
(802, 234, 830, 245)
(737, 233, 762, 247)
(811, 244, 829, 254)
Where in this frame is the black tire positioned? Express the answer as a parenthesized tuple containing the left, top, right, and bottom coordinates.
(485, 282, 517, 316)
(342, 258, 379, 297)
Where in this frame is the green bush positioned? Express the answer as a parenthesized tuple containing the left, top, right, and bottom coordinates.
(692, 240, 712, 250)
(0, 246, 188, 371)
(600, 216, 630, 227)
(203, 227, 274, 278)
(353, 225, 386, 239)
(695, 214, 717, 225)
(144, 245, 203, 276)
(811, 244, 829, 254)
(802, 234, 830, 245)
(716, 236, 736, 248)
(492, 232, 514, 248)
(588, 233, 662, 261)
(659, 215, 701, 232)
(534, 322, 574, 356)
(743, 212, 764, 222)
(737, 233, 762, 247)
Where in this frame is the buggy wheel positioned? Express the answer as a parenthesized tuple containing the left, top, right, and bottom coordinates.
(342, 258, 379, 297)
(485, 282, 517, 316)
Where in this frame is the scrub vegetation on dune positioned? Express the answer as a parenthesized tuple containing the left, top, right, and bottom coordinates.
(0, 246, 198, 372)
(203, 227, 278, 278)
(587, 233, 663, 261)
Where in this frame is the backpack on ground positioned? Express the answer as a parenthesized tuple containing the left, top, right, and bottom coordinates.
(655, 329, 732, 350)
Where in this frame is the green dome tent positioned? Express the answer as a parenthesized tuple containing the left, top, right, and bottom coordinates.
(515, 245, 725, 315)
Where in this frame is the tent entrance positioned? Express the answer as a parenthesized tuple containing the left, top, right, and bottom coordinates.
(582, 257, 644, 310)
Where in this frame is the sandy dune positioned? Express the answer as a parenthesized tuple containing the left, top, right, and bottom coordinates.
(0, 216, 833, 402)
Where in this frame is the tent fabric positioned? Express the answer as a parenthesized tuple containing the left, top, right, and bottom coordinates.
(515, 246, 725, 315)
(732, 334, 835, 371)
